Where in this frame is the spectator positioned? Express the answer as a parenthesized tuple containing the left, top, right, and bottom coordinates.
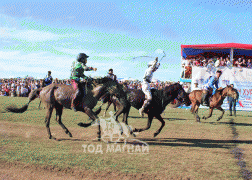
(241, 59, 247, 67)
(21, 84, 28, 97)
(215, 57, 220, 67)
(236, 58, 242, 67)
(220, 58, 226, 66)
(44, 71, 53, 86)
(247, 59, 252, 69)
(227, 84, 237, 117)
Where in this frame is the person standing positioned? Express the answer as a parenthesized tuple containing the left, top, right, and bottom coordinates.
(106, 68, 117, 81)
(44, 71, 53, 86)
(227, 84, 238, 117)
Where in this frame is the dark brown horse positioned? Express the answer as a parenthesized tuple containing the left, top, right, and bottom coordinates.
(6, 77, 125, 140)
(189, 85, 239, 122)
(94, 83, 191, 137)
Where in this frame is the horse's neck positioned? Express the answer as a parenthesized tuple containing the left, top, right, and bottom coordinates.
(91, 85, 105, 99)
(158, 89, 177, 108)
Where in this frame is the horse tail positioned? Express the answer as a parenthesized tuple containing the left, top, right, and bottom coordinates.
(185, 92, 192, 106)
(6, 88, 42, 113)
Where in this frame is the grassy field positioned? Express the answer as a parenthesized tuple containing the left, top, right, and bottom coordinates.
(0, 96, 252, 179)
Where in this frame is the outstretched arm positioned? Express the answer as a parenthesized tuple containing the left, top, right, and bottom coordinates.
(150, 57, 160, 71)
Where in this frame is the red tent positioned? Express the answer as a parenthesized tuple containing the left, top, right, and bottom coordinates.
(181, 43, 252, 59)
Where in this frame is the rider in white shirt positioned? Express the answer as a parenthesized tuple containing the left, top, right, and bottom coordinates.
(139, 57, 160, 116)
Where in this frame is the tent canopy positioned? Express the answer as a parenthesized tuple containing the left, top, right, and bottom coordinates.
(181, 43, 252, 59)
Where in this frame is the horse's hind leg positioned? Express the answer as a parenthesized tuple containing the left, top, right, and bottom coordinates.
(78, 107, 101, 141)
(216, 107, 225, 121)
(45, 106, 55, 139)
(133, 114, 154, 133)
(153, 114, 165, 137)
(103, 100, 112, 117)
(55, 104, 72, 137)
(193, 103, 200, 122)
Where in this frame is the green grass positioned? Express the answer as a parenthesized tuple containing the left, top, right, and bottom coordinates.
(1, 96, 251, 179)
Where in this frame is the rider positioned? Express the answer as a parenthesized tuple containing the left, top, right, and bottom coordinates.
(44, 71, 53, 86)
(107, 68, 117, 81)
(202, 70, 222, 106)
(70, 53, 97, 111)
(139, 57, 160, 116)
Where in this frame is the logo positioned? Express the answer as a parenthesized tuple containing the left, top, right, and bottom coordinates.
(82, 111, 149, 154)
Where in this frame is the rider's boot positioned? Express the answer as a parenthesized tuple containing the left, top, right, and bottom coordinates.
(202, 92, 209, 106)
(71, 89, 80, 112)
(139, 99, 150, 117)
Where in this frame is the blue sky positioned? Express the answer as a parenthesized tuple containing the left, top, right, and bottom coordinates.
(0, 0, 252, 81)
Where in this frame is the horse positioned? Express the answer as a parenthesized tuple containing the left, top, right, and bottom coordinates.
(189, 85, 239, 122)
(6, 77, 125, 141)
(99, 93, 117, 117)
(93, 83, 191, 137)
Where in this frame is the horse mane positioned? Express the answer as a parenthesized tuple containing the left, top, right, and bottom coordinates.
(163, 83, 182, 95)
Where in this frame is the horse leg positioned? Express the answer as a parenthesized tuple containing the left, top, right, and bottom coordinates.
(38, 100, 41, 109)
(133, 114, 154, 133)
(203, 107, 214, 120)
(78, 107, 101, 141)
(190, 103, 196, 114)
(122, 106, 135, 137)
(103, 100, 112, 117)
(55, 104, 72, 137)
(153, 114, 165, 137)
(45, 106, 55, 139)
(113, 100, 117, 112)
(216, 107, 225, 121)
(113, 105, 125, 135)
(193, 103, 200, 122)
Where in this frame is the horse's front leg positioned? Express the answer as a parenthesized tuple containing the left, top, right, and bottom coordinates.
(153, 114, 165, 137)
(122, 106, 136, 137)
(133, 114, 154, 133)
(216, 106, 225, 121)
(203, 107, 214, 120)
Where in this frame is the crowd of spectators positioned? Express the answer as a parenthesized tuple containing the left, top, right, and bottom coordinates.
(0, 77, 71, 97)
(181, 56, 252, 79)
(119, 80, 176, 91)
(0, 77, 180, 97)
(182, 56, 252, 69)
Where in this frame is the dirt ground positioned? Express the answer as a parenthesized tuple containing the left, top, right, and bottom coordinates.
(0, 121, 166, 180)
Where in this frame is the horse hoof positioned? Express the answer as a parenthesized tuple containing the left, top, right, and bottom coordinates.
(217, 118, 221, 121)
(154, 133, 159, 137)
(69, 133, 73, 137)
(132, 133, 136, 137)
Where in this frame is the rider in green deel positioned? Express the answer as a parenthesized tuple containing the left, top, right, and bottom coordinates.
(70, 53, 97, 112)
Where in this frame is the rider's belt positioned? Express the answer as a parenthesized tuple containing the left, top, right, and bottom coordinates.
(144, 79, 151, 83)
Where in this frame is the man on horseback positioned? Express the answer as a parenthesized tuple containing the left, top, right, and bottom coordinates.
(107, 68, 117, 81)
(139, 57, 160, 116)
(44, 71, 53, 86)
(202, 70, 222, 106)
(70, 53, 97, 111)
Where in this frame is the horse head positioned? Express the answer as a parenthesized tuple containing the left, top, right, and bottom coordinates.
(92, 77, 126, 99)
(177, 84, 191, 106)
(222, 85, 239, 99)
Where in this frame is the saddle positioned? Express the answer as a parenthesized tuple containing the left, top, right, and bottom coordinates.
(144, 89, 163, 113)
(201, 88, 213, 106)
